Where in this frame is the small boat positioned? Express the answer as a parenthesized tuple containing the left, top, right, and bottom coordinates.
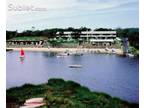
(56, 55, 67, 58)
(73, 53, 83, 56)
(70, 51, 83, 56)
(69, 65, 82, 68)
(56, 53, 69, 58)
(6, 49, 13, 52)
(127, 53, 134, 58)
(20, 48, 25, 58)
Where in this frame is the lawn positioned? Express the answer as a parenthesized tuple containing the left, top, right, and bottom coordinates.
(9, 36, 49, 41)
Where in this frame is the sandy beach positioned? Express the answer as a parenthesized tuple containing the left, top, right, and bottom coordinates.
(6, 47, 124, 55)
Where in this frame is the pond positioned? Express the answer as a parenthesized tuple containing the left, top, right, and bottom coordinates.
(6, 51, 139, 103)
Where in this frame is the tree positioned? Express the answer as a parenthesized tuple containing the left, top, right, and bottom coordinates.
(6, 31, 17, 40)
(79, 27, 91, 31)
(116, 28, 139, 49)
(94, 28, 113, 31)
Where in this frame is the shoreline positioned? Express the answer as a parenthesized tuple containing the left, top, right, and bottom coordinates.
(6, 47, 124, 55)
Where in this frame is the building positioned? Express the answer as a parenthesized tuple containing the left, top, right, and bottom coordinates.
(56, 31, 117, 47)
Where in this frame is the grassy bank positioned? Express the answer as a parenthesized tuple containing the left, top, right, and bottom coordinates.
(7, 78, 138, 108)
(129, 46, 139, 57)
(8, 36, 49, 41)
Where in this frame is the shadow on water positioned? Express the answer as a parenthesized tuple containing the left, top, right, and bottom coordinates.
(42, 52, 57, 58)
(20, 57, 25, 64)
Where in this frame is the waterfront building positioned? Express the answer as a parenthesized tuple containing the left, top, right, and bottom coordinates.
(6, 31, 118, 48)
(56, 31, 117, 47)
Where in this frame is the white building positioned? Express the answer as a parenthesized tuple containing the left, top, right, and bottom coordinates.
(56, 31, 117, 47)
(80, 31, 116, 46)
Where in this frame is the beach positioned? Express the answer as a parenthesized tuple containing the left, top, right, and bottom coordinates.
(6, 47, 124, 55)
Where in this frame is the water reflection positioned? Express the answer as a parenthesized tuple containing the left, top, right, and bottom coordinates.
(20, 57, 25, 64)
(42, 52, 57, 58)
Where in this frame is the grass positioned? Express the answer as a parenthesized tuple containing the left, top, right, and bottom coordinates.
(9, 36, 49, 41)
(7, 78, 138, 108)
(129, 46, 139, 57)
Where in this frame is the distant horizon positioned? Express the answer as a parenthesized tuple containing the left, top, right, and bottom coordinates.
(7, 0, 139, 32)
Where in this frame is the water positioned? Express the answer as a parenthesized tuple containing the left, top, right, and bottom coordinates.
(6, 51, 139, 103)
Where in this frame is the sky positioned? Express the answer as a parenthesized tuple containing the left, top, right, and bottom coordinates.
(7, 0, 139, 32)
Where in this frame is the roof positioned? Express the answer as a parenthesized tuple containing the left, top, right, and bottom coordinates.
(81, 31, 116, 34)
(56, 31, 116, 35)
(80, 34, 116, 37)
(56, 31, 72, 35)
(90, 39, 114, 42)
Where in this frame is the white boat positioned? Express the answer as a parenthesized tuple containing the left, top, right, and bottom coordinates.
(56, 55, 67, 58)
(56, 52, 69, 58)
(57, 54, 67, 58)
(70, 50, 83, 56)
(127, 53, 134, 58)
(69, 65, 82, 68)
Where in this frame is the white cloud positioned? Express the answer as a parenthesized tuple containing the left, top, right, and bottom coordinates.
(7, 0, 138, 13)
(7, 0, 138, 30)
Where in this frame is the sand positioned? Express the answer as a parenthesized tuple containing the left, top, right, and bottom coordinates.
(6, 47, 124, 55)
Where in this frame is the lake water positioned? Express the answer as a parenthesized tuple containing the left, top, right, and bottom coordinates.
(6, 51, 139, 103)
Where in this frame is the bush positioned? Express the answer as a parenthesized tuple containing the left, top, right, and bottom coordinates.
(47, 78, 65, 86)
(7, 78, 139, 108)
(65, 81, 81, 89)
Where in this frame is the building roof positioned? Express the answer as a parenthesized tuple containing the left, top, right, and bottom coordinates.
(56, 31, 116, 35)
(90, 39, 114, 42)
(80, 34, 116, 37)
(81, 31, 116, 34)
(56, 31, 72, 35)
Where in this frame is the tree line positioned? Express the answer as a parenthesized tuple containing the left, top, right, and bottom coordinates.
(6, 27, 139, 49)
(6, 27, 115, 39)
